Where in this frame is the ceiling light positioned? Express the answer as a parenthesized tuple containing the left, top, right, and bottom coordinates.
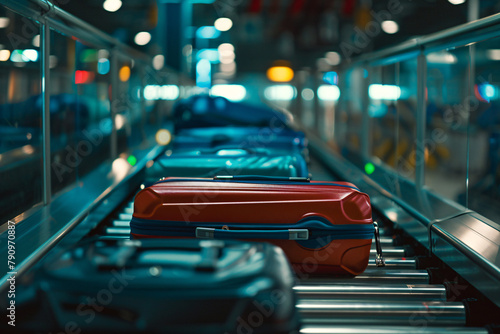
(214, 18, 233, 32)
(0, 17, 10, 29)
(448, 0, 466, 5)
(103, 0, 122, 12)
(134, 32, 151, 46)
(381, 20, 399, 34)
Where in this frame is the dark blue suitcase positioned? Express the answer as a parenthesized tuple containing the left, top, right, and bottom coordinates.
(29, 239, 299, 334)
(145, 147, 309, 183)
(173, 126, 307, 157)
(172, 95, 292, 133)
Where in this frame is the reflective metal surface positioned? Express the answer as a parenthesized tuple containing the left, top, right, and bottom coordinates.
(431, 212, 500, 308)
(294, 284, 446, 301)
(300, 325, 487, 334)
(300, 270, 429, 285)
(298, 301, 466, 326)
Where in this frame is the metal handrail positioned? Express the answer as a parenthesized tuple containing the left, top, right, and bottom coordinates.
(0, 0, 150, 62)
(351, 11, 500, 64)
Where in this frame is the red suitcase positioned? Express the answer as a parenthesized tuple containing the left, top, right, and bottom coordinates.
(131, 176, 383, 275)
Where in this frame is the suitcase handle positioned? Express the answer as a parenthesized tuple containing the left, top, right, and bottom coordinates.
(213, 175, 310, 182)
(196, 227, 309, 240)
(373, 221, 386, 267)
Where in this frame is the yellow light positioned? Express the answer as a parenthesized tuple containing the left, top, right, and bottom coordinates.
(266, 66, 294, 83)
(155, 129, 172, 146)
(119, 66, 131, 82)
(0, 49, 10, 61)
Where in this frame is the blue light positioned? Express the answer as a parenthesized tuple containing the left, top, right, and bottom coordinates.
(484, 84, 495, 98)
(196, 26, 221, 39)
(196, 59, 211, 88)
(196, 49, 220, 63)
(476, 83, 498, 102)
(322, 71, 338, 85)
(97, 58, 110, 75)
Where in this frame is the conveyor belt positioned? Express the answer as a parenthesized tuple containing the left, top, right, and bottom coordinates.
(88, 156, 488, 333)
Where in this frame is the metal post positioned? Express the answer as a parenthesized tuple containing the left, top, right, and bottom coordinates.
(41, 22, 51, 205)
(110, 51, 118, 159)
(415, 51, 427, 189)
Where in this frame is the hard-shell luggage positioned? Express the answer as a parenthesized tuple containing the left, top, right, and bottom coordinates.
(34, 238, 299, 334)
(145, 148, 309, 182)
(131, 176, 383, 275)
(172, 94, 292, 132)
(173, 126, 307, 157)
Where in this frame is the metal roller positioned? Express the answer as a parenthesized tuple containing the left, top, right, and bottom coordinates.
(372, 237, 394, 246)
(104, 227, 131, 235)
(367, 258, 416, 269)
(112, 220, 131, 227)
(96, 235, 130, 240)
(370, 248, 405, 257)
(297, 300, 466, 326)
(123, 207, 134, 214)
(299, 270, 430, 285)
(294, 284, 446, 301)
(118, 213, 133, 221)
(299, 325, 487, 334)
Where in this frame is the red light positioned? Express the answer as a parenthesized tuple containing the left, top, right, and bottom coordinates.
(75, 70, 95, 84)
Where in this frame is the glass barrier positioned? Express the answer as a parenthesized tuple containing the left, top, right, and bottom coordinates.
(0, 7, 42, 223)
(335, 67, 365, 156)
(396, 58, 418, 182)
(50, 32, 113, 193)
(468, 36, 500, 222)
(425, 46, 470, 207)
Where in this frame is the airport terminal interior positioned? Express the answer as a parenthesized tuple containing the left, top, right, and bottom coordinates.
(1, 0, 500, 333)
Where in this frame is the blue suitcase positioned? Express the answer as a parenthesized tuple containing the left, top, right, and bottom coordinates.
(146, 148, 309, 183)
(173, 126, 307, 157)
(172, 95, 292, 133)
(29, 238, 299, 334)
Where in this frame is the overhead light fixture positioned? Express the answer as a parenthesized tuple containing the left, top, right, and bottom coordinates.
(0, 17, 10, 29)
(211, 84, 246, 102)
(266, 66, 294, 82)
(487, 49, 500, 61)
(325, 52, 341, 66)
(103, 0, 122, 12)
(426, 51, 458, 64)
(448, 0, 466, 5)
(32, 35, 40, 47)
(134, 32, 151, 46)
(152, 54, 165, 70)
(214, 18, 233, 32)
(196, 26, 221, 39)
(119, 65, 131, 82)
(0, 50, 10, 62)
(381, 20, 399, 34)
(318, 85, 341, 101)
(264, 85, 296, 101)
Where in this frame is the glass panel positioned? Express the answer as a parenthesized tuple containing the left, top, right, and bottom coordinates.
(468, 37, 500, 222)
(335, 67, 365, 156)
(0, 9, 42, 223)
(425, 46, 470, 207)
(50, 32, 112, 194)
(396, 58, 418, 181)
(369, 63, 398, 168)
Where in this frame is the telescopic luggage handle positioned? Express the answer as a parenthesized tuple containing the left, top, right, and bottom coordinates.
(373, 221, 386, 267)
(214, 175, 310, 182)
(196, 227, 309, 241)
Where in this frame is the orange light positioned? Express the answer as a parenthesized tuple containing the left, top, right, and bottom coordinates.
(266, 66, 294, 82)
(119, 65, 131, 82)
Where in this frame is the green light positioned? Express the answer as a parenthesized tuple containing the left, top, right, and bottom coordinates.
(364, 162, 375, 175)
(127, 155, 137, 166)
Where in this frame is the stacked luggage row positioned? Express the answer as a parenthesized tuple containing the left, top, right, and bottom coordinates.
(13, 95, 492, 333)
